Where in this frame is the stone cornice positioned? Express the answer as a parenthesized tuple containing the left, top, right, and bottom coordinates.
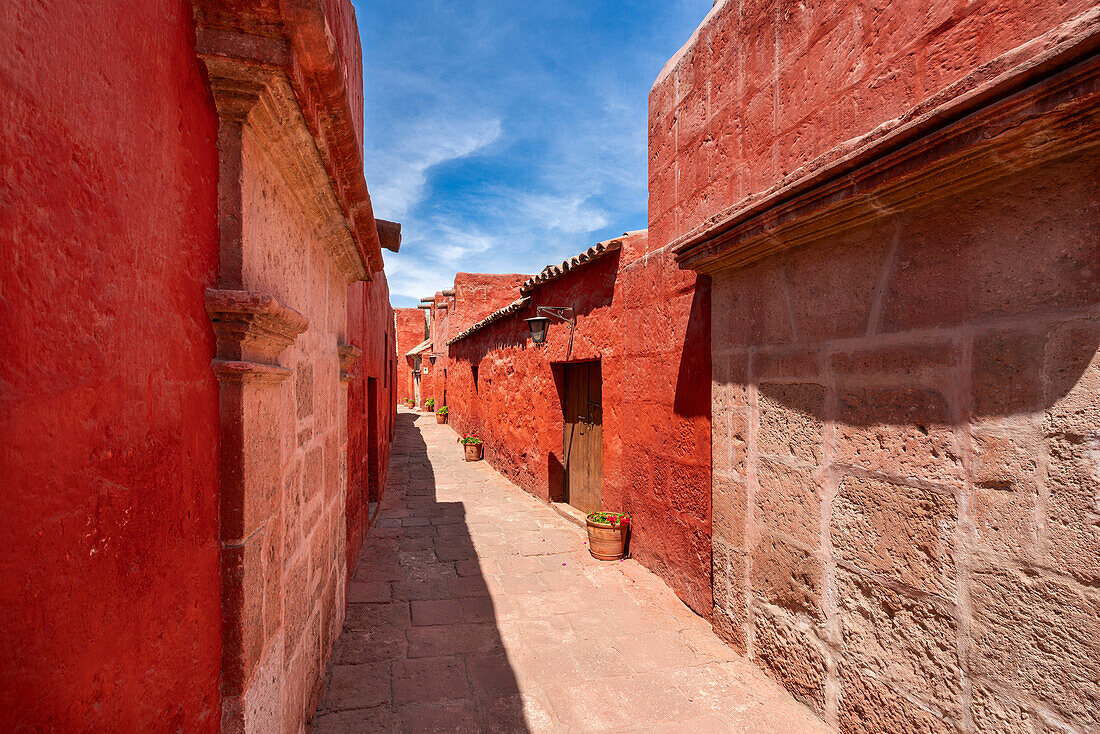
(212, 359, 293, 383)
(192, 1, 384, 278)
(673, 9, 1100, 275)
(206, 289, 309, 369)
(198, 50, 370, 283)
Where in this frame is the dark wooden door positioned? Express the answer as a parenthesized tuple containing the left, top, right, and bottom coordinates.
(563, 362, 603, 514)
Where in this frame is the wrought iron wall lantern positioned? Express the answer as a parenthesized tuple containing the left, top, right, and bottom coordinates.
(525, 306, 575, 347)
(428, 354, 437, 365)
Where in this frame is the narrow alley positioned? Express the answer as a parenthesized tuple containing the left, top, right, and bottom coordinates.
(313, 409, 829, 733)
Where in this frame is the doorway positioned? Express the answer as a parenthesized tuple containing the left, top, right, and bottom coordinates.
(562, 361, 603, 514)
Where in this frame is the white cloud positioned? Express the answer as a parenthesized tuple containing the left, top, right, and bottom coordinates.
(513, 192, 609, 234)
(365, 115, 502, 220)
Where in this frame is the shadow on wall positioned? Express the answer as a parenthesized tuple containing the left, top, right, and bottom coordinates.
(312, 412, 528, 732)
(707, 154, 1100, 729)
(673, 276, 712, 419)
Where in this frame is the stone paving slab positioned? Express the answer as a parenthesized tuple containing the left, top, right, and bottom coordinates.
(313, 409, 833, 733)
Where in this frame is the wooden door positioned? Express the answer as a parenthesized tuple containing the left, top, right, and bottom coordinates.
(563, 362, 603, 513)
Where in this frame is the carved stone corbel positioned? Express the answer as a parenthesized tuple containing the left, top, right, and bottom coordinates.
(337, 344, 362, 384)
(206, 289, 310, 378)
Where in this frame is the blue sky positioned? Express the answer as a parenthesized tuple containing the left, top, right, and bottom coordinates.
(351, 0, 713, 307)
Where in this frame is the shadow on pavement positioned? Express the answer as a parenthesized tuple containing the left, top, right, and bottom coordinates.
(312, 411, 528, 732)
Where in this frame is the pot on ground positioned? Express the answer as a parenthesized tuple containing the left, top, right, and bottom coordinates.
(464, 443, 483, 461)
(436, 413, 447, 424)
(586, 514, 629, 560)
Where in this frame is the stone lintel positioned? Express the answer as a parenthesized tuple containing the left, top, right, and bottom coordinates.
(198, 52, 370, 284)
(673, 10, 1100, 275)
(206, 288, 309, 365)
(192, 0, 384, 275)
(338, 343, 362, 383)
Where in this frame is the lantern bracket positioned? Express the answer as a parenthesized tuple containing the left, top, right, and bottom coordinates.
(535, 306, 574, 323)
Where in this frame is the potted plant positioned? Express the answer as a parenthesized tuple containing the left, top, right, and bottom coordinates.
(458, 434, 483, 461)
(436, 406, 449, 424)
(426, 397, 435, 412)
(585, 512, 631, 560)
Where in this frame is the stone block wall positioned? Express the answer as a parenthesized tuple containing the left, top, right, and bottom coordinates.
(656, 1, 1100, 730)
(706, 154, 1099, 732)
(647, 0, 1097, 252)
(229, 124, 359, 730)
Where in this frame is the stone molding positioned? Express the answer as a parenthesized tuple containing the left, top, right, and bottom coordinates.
(206, 288, 309, 367)
(212, 359, 293, 384)
(197, 50, 370, 284)
(673, 9, 1100, 274)
(337, 343, 362, 383)
(191, 0, 384, 275)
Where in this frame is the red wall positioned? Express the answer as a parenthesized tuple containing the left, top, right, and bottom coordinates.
(447, 235, 714, 614)
(648, 0, 1097, 250)
(346, 274, 397, 573)
(0, 0, 222, 729)
(394, 308, 426, 407)
(429, 273, 528, 415)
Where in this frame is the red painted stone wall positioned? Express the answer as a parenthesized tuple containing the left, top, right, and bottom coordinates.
(346, 274, 397, 579)
(430, 273, 530, 417)
(648, 0, 1097, 250)
(655, 2, 1100, 731)
(1, 0, 392, 730)
(0, 1, 222, 729)
(447, 235, 714, 615)
(394, 307, 426, 407)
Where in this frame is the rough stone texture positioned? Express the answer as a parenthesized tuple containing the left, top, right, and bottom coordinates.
(0, 1, 222, 729)
(970, 566, 1100, 727)
(445, 233, 715, 616)
(312, 410, 830, 734)
(701, 157, 1100, 732)
(833, 474, 956, 597)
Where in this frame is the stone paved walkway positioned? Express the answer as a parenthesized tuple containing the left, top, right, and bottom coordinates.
(313, 409, 832, 733)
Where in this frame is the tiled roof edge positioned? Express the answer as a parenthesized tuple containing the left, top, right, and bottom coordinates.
(518, 238, 622, 295)
(446, 297, 531, 345)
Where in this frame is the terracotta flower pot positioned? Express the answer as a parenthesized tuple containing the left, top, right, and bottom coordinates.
(436, 413, 447, 424)
(463, 443, 483, 461)
(586, 515, 628, 561)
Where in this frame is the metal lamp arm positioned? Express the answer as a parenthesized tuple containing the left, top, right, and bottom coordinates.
(536, 306, 574, 323)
